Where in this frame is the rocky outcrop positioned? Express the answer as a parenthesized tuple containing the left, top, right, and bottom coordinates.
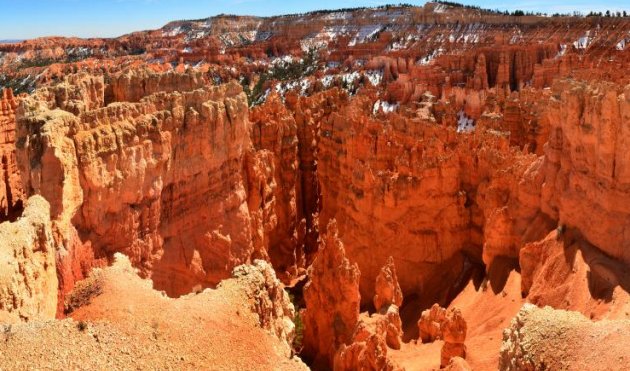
(333, 264, 405, 370)
(416, 304, 469, 367)
(500, 304, 630, 371)
(371, 257, 404, 350)
(519, 228, 630, 320)
(106, 68, 207, 103)
(315, 91, 549, 306)
(230, 260, 297, 354)
(0, 196, 57, 322)
(334, 334, 399, 371)
(302, 219, 360, 368)
(418, 304, 447, 343)
(0, 88, 23, 222)
(16, 71, 258, 299)
(441, 308, 467, 368)
(539, 80, 630, 265)
(248, 94, 301, 278)
(0, 253, 308, 370)
(373, 256, 403, 312)
(288, 89, 348, 261)
(316, 95, 467, 305)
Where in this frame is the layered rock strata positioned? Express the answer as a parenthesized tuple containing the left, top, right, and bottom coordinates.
(16, 70, 258, 299)
(0, 88, 24, 222)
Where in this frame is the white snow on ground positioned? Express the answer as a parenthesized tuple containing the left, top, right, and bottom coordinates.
(270, 55, 302, 67)
(185, 31, 209, 42)
(321, 75, 334, 88)
(418, 48, 443, 65)
(324, 12, 352, 20)
(556, 44, 567, 58)
(373, 100, 399, 114)
(510, 31, 524, 44)
(255, 88, 271, 105)
(365, 70, 383, 86)
(324, 25, 351, 40)
(387, 38, 407, 51)
(275, 78, 311, 96)
(445, 24, 484, 44)
(163, 27, 182, 37)
(341, 72, 361, 89)
(434, 3, 448, 13)
(462, 33, 480, 44)
(348, 24, 383, 46)
(457, 110, 475, 133)
(573, 31, 591, 49)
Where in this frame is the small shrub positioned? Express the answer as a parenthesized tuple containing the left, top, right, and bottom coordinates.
(288, 293, 304, 354)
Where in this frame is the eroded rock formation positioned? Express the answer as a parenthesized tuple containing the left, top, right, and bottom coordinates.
(500, 304, 630, 371)
(230, 260, 297, 353)
(539, 80, 630, 265)
(302, 220, 360, 368)
(418, 304, 447, 343)
(16, 71, 259, 299)
(333, 257, 405, 370)
(0, 88, 23, 222)
(0, 196, 57, 322)
(334, 334, 399, 371)
(374, 256, 403, 312)
(440, 308, 467, 368)
(248, 94, 301, 278)
(0, 253, 308, 370)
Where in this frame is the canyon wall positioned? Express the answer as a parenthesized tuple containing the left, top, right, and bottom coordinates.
(315, 91, 550, 306)
(0, 196, 58, 322)
(248, 94, 301, 277)
(15, 70, 262, 299)
(540, 80, 630, 264)
(0, 88, 24, 222)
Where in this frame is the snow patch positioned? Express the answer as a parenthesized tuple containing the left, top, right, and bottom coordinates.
(418, 48, 443, 65)
(163, 27, 183, 37)
(365, 70, 383, 86)
(275, 78, 311, 96)
(348, 24, 383, 46)
(457, 110, 475, 133)
(373, 100, 399, 114)
(341, 71, 360, 86)
(321, 75, 334, 88)
(556, 44, 567, 58)
(324, 12, 352, 21)
(434, 3, 448, 13)
(573, 32, 591, 50)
